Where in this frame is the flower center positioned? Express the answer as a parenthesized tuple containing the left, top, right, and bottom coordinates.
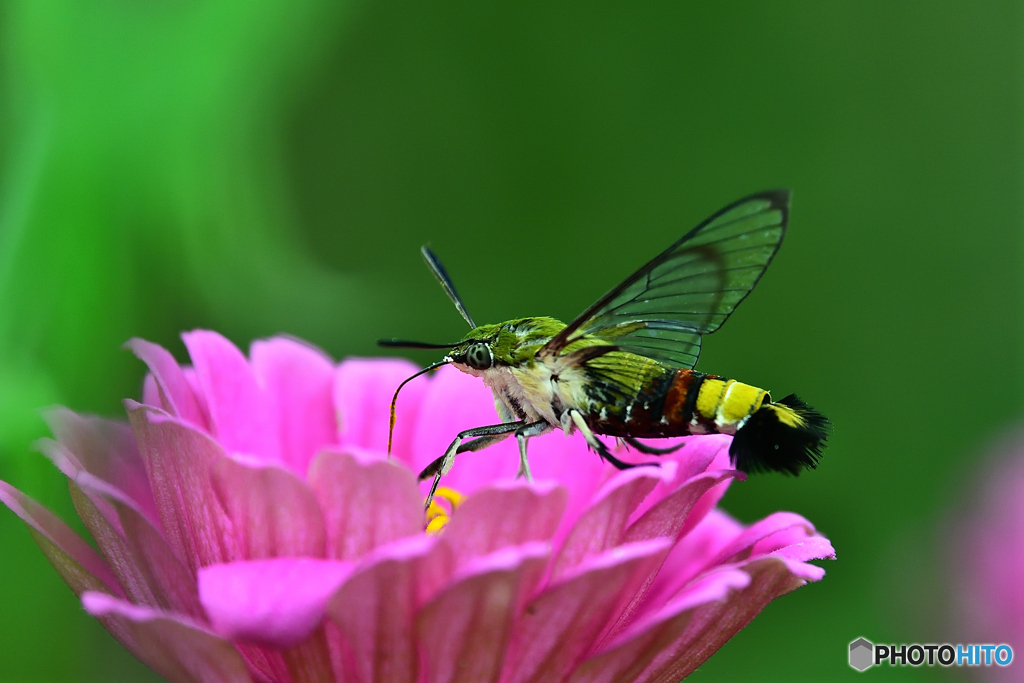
(424, 486, 464, 535)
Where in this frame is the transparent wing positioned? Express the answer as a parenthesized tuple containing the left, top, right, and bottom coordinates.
(541, 190, 790, 368)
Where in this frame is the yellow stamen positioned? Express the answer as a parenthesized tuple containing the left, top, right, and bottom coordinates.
(433, 486, 465, 510)
(425, 516, 448, 535)
(423, 486, 465, 535)
(425, 500, 447, 522)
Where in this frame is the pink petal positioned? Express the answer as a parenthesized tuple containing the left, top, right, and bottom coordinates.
(710, 511, 816, 566)
(211, 454, 326, 559)
(198, 559, 354, 647)
(627, 435, 733, 523)
(502, 538, 673, 683)
(640, 510, 745, 613)
(184, 367, 213, 424)
(334, 357, 426, 460)
(250, 337, 337, 476)
(551, 467, 675, 581)
(36, 437, 125, 534)
(40, 433, 195, 623)
(328, 536, 453, 683)
(418, 544, 550, 683)
(624, 470, 738, 545)
(43, 408, 157, 523)
(182, 330, 279, 464)
(70, 475, 205, 621)
(671, 474, 734, 541)
(0, 481, 122, 596)
(668, 434, 732, 480)
(442, 481, 567, 564)
(126, 401, 234, 570)
(749, 521, 832, 558)
(280, 633, 335, 683)
(768, 536, 836, 566)
(568, 569, 750, 683)
(573, 556, 816, 683)
(126, 338, 209, 429)
(82, 592, 252, 683)
(527, 432, 613, 540)
(568, 470, 741, 645)
(143, 373, 161, 411)
(308, 449, 422, 560)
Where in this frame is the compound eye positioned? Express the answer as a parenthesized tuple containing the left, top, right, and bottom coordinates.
(466, 343, 492, 370)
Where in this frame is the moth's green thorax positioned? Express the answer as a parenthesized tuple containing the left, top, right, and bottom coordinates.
(452, 317, 617, 368)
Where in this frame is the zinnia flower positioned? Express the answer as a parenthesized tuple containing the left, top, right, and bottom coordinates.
(949, 430, 1024, 680)
(1, 330, 834, 682)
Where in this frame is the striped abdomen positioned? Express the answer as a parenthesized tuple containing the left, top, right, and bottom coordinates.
(586, 368, 769, 438)
(585, 367, 829, 476)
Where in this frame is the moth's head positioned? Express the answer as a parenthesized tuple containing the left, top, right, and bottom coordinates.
(446, 324, 514, 375)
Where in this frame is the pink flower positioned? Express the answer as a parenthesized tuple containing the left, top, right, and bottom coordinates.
(949, 430, 1024, 679)
(1, 330, 834, 682)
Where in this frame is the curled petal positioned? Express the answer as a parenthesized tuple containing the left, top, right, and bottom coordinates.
(37, 437, 126, 533)
(182, 330, 279, 464)
(750, 521, 831, 558)
(768, 535, 836, 569)
(126, 338, 209, 429)
(667, 433, 733, 481)
(710, 511, 817, 566)
(82, 592, 252, 683)
(308, 449, 422, 560)
(198, 559, 354, 648)
(43, 408, 156, 523)
(0, 481, 122, 596)
(418, 543, 550, 683)
(250, 337, 337, 476)
(212, 455, 326, 559)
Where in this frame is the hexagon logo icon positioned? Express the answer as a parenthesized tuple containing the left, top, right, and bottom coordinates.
(849, 638, 874, 671)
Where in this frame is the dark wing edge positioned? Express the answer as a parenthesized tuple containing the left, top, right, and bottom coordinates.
(539, 190, 791, 368)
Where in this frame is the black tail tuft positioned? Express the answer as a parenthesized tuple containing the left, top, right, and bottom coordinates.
(729, 394, 830, 475)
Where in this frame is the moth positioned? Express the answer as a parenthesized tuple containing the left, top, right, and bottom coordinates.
(381, 190, 829, 506)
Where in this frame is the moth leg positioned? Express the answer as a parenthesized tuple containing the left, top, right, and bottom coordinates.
(458, 432, 514, 454)
(569, 410, 658, 472)
(419, 421, 522, 508)
(514, 421, 551, 482)
(622, 435, 685, 456)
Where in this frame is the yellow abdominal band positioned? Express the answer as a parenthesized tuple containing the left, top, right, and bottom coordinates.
(695, 379, 769, 431)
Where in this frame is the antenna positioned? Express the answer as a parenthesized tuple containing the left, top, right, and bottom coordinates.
(421, 246, 475, 328)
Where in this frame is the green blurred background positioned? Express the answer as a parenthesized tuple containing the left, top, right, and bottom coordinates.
(0, 1, 1020, 680)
